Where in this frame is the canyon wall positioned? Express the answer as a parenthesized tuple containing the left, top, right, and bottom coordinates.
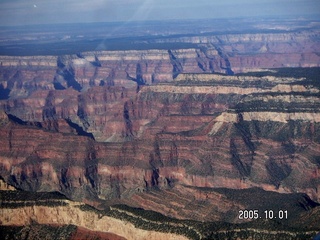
(1, 30, 320, 99)
(0, 190, 188, 240)
(1, 189, 319, 239)
(0, 71, 319, 220)
(0, 29, 320, 225)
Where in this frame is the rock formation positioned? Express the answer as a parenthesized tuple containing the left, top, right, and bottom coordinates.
(1, 190, 319, 239)
(0, 68, 319, 209)
(0, 191, 188, 240)
(0, 22, 320, 237)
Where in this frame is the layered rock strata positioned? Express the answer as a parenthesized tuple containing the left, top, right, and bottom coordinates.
(0, 69, 319, 219)
(1, 29, 319, 100)
(1, 190, 319, 240)
(0, 28, 320, 226)
(0, 191, 187, 240)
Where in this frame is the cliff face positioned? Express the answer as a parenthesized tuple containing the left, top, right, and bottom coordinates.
(1, 190, 319, 240)
(151, 31, 320, 73)
(2, 205, 188, 240)
(0, 191, 187, 240)
(0, 27, 320, 226)
(0, 69, 320, 218)
(1, 30, 319, 99)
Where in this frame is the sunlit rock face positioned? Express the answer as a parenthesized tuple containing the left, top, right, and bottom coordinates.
(0, 191, 187, 240)
(1, 29, 319, 99)
(1, 70, 320, 213)
(150, 31, 320, 73)
(0, 27, 320, 224)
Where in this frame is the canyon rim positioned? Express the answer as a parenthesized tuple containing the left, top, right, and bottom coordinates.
(0, 16, 320, 240)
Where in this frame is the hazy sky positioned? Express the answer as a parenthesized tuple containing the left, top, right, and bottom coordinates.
(0, 0, 319, 26)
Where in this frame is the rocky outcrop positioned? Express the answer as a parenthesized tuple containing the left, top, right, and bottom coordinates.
(0, 69, 319, 214)
(150, 31, 320, 73)
(1, 190, 319, 240)
(0, 25, 320, 228)
(2, 205, 188, 240)
(0, 178, 15, 191)
(1, 29, 319, 101)
(1, 225, 127, 240)
(0, 191, 187, 240)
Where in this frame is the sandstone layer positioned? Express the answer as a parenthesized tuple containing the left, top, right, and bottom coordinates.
(1, 29, 320, 100)
(0, 26, 320, 232)
(0, 191, 187, 240)
(1, 190, 319, 240)
(0, 69, 319, 221)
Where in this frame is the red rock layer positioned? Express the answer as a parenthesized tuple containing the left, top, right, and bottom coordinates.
(0, 28, 320, 221)
(70, 226, 127, 240)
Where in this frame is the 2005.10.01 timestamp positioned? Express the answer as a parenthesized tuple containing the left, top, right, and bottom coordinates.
(238, 210, 288, 220)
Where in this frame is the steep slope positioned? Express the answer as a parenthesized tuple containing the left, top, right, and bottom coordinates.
(1, 190, 319, 240)
(1, 28, 319, 100)
(0, 190, 187, 240)
(0, 70, 319, 211)
(0, 23, 320, 237)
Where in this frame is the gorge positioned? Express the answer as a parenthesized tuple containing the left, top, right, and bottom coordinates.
(0, 18, 320, 239)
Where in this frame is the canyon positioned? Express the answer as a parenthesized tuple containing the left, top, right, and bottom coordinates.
(0, 18, 320, 239)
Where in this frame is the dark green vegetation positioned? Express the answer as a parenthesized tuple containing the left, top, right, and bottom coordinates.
(229, 118, 320, 143)
(1, 18, 318, 56)
(236, 67, 320, 80)
(0, 190, 67, 201)
(0, 190, 68, 208)
(235, 96, 320, 113)
(1, 189, 319, 240)
(0, 224, 77, 240)
(236, 67, 320, 88)
(211, 187, 320, 221)
(174, 79, 277, 88)
(79, 203, 320, 240)
(0, 39, 196, 57)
